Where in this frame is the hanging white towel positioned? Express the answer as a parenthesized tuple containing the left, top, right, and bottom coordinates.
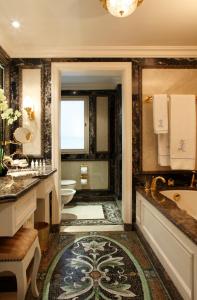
(158, 134, 170, 166)
(170, 95, 196, 170)
(153, 94, 168, 134)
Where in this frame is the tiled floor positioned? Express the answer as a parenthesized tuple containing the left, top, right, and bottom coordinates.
(0, 202, 171, 300)
(21, 231, 169, 300)
(0, 231, 170, 300)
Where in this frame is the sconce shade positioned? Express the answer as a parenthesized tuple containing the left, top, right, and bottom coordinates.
(23, 96, 33, 108)
(102, 0, 143, 17)
(106, 0, 138, 17)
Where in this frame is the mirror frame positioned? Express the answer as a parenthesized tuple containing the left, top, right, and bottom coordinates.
(132, 58, 197, 176)
(0, 64, 4, 89)
(19, 65, 45, 158)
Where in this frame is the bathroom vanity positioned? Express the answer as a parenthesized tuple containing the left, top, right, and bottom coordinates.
(136, 187, 197, 300)
(0, 168, 56, 237)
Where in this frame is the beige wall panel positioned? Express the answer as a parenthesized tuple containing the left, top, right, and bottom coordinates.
(61, 161, 108, 190)
(142, 69, 197, 171)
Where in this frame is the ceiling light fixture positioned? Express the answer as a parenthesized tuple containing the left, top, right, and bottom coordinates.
(11, 20, 21, 28)
(100, 0, 144, 17)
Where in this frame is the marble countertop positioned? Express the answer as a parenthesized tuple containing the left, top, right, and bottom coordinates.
(136, 187, 197, 245)
(0, 167, 57, 203)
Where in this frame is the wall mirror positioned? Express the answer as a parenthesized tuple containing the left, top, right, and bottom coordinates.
(19, 66, 44, 157)
(141, 67, 197, 172)
(0, 64, 4, 89)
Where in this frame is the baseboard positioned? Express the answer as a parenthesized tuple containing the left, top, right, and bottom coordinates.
(50, 224, 60, 233)
(124, 223, 134, 231)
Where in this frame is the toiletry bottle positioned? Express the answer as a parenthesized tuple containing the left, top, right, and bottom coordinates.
(31, 160, 35, 169)
(39, 159, 42, 170)
(43, 159, 46, 171)
(35, 160, 38, 169)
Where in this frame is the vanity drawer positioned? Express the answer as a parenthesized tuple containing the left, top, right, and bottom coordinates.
(14, 189, 36, 232)
(0, 189, 37, 236)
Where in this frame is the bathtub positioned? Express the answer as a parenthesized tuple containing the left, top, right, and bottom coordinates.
(160, 189, 197, 220)
(136, 188, 197, 300)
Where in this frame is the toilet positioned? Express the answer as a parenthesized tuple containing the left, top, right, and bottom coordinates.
(61, 180, 76, 190)
(61, 180, 76, 208)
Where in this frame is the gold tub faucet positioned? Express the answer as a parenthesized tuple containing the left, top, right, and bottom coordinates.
(151, 176, 166, 191)
(190, 170, 197, 188)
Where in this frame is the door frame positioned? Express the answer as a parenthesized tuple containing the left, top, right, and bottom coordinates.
(51, 62, 132, 225)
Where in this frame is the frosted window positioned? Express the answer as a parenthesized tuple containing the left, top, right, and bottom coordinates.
(61, 99, 89, 153)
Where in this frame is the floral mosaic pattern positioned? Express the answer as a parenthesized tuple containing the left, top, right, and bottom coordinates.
(43, 235, 151, 300)
(61, 201, 123, 226)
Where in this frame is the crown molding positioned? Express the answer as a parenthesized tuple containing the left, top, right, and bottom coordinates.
(5, 45, 197, 58)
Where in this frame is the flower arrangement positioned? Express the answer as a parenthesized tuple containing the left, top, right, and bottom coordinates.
(0, 88, 21, 175)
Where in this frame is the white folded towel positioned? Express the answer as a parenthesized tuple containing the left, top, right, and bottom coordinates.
(153, 94, 168, 134)
(158, 134, 170, 166)
(170, 95, 196, 170)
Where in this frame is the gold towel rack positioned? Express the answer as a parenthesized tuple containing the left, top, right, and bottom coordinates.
(144, 95, 197, 103)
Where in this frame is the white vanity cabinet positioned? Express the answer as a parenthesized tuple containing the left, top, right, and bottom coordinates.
(0, 170, 56, 237)
(0, 188, 37, 236)
(136, 191, 197, 300)
(34, 175, 55, 224)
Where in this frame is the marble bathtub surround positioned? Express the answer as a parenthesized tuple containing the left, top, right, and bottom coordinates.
(136, 186, 197, 244)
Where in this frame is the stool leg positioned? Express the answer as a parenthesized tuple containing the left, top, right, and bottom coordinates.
(31, 241, 41, 297)
(16, 264, 27, 300)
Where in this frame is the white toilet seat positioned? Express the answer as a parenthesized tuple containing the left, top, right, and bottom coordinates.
(61, 180, 76, 186)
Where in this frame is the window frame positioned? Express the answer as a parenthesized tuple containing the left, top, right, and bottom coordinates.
(61, 96, 89, 154)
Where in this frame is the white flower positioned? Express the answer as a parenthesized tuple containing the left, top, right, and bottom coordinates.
(0, 89, 21, 128)
(15, 110, 21, 117)
(8, 118, 14, 125)
(0, 89, 6, 102)
(0, 101, 8, 112)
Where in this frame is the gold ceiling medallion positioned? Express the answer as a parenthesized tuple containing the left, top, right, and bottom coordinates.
(100, 0, 144, 17)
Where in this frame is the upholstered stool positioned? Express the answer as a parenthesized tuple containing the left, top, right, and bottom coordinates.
(0, 227, 41, 300)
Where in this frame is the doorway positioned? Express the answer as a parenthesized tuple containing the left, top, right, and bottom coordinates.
(51, 62, 132, 227)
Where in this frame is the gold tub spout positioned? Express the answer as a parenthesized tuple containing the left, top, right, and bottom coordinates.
(151, 176, 166, 191)
(190, 170, 197, 188)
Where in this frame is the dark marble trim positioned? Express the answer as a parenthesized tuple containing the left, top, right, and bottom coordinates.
(124, 223, 134, 231)
(61, 155, 110, 160)
(135, 224, 183, 300)
(18, 64, 45, 157)
(0, 47, 11, 150)
(10, 58, 52, 159)
(74, 189, 116, 201)
(136, 186, 197, 245)
(0, 46, 10, 65)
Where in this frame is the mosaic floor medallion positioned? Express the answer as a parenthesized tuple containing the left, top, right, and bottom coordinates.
(42, 235, 151, 300)
(61, 201, 123, 226)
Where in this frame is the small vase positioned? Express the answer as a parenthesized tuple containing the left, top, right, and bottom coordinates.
(0, 147, 8, 177)
(0, 161, 8, 176)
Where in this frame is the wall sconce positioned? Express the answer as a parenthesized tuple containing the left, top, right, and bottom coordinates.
(23, 96, 35, 120)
